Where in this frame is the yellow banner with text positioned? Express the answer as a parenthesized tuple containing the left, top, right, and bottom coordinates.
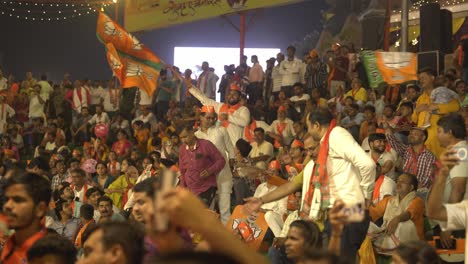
(124, 0, 302, 32)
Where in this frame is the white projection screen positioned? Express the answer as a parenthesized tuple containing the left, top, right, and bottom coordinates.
(174, 47, 281, 101)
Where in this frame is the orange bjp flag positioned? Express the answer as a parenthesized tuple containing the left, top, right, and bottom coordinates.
(105, 43, 124, 83)
(122, 57, 159, 96)
(97, 12, 162, 66)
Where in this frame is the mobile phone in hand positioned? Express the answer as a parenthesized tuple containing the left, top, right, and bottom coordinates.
(453, 145, 468, 162)
(435, 238, 456, 250)
(153, 169, 176, 232)
(341, 203, 365, 223)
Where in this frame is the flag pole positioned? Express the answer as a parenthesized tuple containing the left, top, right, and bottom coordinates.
(384, 0, 391, 51)
(240, 12, 246, 65)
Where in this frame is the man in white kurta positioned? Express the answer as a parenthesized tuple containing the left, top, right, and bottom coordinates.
(189, 82, 250, 146)
(195, 105, 236, 224)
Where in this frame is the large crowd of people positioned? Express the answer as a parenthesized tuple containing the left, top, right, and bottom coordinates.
(0, 42, 467, 264)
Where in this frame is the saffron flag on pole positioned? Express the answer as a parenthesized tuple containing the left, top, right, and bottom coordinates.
(97, 12, 162, 96)
(361, 51, 418, 89)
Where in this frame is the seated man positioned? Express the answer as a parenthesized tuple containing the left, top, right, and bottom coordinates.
(340, 103, 365, 142)
(250, 128, 274, 170)
(368, 173, 424, 253)
(48, 199, 80, 241)
(253, 162, 288, 237)
(96, 196, 125, 223)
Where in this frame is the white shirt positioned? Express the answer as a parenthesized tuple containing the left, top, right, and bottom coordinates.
(189, 87, 250, 146)
(0, 103, 15, 122)
(441, 201, 468, 263)
(254, 182, 287, 215)
(269, 118, 295, 146)
(73, 184, 93, 203)
(195, 126, 235, 160)
(367, 150, 397, 180)
(90, 86, 105, 105)
(290, 94, 310, 113)
(271, 65, 283, 93)
(279, 58, 304, 86)
(0, 77, 7, 91)
(102, 88, 120, 112)
(37, 80, 52, 101)
(374, 176, 396, 204)
(132, 112, 157, 126)
(139, 88, 152, 106)
(88, 112, 110, 126)
(322, 127, 375, 205)
(29, 95, 46, 118)
(443, 141, 468, 203)
(249, 141, 274, 170)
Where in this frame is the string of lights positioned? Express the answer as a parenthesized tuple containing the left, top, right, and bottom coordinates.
(0, 1, 114, 21)
(392, 0, 466, 13)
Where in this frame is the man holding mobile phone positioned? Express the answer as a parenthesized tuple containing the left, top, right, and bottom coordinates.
(427, 147, 468, 264)
(434, 113, 468, 249)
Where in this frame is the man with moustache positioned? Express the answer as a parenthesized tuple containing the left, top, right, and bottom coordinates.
(188, 82, 250, 146)
(96, 196, 124, 224)
(1, 172, 51, 264)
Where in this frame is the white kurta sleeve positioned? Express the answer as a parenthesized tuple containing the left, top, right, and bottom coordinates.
(228, 106, 250, 128)
(189, 87, 222, 112)
(440, 201, 468, 231)
(332, 127, 376, 199)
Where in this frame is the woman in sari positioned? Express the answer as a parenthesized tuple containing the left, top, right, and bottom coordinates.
(368, 173, 424, 254)
(105, 165, 139, 209)
(111, 129, 132, 159)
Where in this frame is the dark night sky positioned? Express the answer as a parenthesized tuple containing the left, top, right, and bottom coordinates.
(0, 0, 327, 82)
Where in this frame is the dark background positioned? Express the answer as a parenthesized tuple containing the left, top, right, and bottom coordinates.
(0, 0, 327, 82)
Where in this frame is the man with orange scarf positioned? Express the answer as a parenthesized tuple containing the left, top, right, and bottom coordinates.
(245, 110, 375, 260)
(188, 82, 250, 146)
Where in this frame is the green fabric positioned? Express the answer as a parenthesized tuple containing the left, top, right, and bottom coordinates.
(158, 80, 175, 101)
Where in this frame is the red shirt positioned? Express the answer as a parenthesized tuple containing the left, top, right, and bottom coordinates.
(1, 229, 47, 264)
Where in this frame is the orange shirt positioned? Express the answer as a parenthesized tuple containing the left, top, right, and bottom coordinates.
(369, 196, 424, 240)
(1, 229, 47, 264)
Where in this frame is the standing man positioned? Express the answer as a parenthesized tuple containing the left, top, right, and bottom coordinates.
(246, 110, 375, 259)
(1, 172, 51, 264)
(197, 61, 218, 100)
(188, 82, 250, 146)
(248, 55, 264, 104)
(412, 68, 460, 157)
(178, 125, 226, 206)
(195, 105, 236, 223)
(154, 69, 175, 121)
(271, 53, 285, 100)
(280, 46, 304, 97)
(65, 80, 91, 124)
(219, 65, 235, 103)
(102, 79, 120, 119)
(426, 146, 468, 264)
(434, 113, 468, 248)
(328, 44, 349, 98)
(0, 95, 15, 135)
(304, 49, 328, 97)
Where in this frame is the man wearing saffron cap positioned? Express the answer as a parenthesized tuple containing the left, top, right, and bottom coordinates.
(188, 82, 250, 146)
(195, 105, 236, 224)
